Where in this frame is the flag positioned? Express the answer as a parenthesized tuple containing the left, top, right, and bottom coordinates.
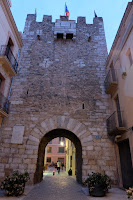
(65, 3, 70, 18)
(94, 10, 97, 18)
(35, 8, 37, 17)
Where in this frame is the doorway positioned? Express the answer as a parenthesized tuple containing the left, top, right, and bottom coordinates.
(118, 139, 133, 188)
(34, 129, 82, 184)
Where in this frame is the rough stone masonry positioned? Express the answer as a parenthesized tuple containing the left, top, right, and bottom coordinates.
(0, 14, 117, 185)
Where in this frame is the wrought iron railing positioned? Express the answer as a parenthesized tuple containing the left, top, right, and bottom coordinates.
(0, 45, 17, 73)
(0, 92, 10, 114)
(104, 68, 117, 92)
(106, 111, 124, 135)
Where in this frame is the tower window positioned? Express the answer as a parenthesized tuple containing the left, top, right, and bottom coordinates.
(57, 33, 63, 39)
(66, 33, 73, 39)
(88, 36, 91, 42)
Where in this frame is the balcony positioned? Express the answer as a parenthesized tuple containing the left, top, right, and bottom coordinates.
(106, 111, 126, 136)
(0, 45, 17, 76)
(104, 68, 118, 95)
(0, 92, 10, 117)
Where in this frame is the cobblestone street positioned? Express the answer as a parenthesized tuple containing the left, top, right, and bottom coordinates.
(23, 169, 88, 200)
(0, 168, 127, 200)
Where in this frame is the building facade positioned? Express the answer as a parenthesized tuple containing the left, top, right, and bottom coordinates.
(105, 1, 133, 188)
(0, 0, 22, 127)
(66, 139, 76, 177)
(0, 12, 118, 185)
(45, 137, 66, 167)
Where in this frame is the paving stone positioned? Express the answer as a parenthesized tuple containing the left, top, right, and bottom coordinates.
(23, 172, 88, 200)
(0, 170, 127, 200)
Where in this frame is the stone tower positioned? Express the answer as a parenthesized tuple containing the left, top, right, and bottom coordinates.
(0, 14, 117, 184)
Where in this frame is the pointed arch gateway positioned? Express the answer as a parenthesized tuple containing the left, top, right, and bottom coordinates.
(28, 116, 87, 184)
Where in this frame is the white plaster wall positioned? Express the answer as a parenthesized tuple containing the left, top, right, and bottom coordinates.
(118, 29, 133, 128)
(0, 3, 19, 58)
(0, 64, 11, 97)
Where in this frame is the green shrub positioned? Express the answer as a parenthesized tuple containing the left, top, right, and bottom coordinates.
(85, 172, 111, 193)
(0, 171, 30, 196)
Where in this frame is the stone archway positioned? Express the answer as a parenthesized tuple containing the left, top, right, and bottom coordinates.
(26, 116, 87, 184)
(34, 129, 82, 184)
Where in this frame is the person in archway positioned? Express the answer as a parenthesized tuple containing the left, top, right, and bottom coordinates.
(57, 160, 61, 174)
(61, 162, 64, 170)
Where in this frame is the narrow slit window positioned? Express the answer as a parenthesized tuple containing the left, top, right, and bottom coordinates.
(88, 36, 91, 42)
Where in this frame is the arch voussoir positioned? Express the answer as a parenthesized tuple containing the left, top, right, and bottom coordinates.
(30, 129, 42, 140)
(29, 116, 88, 142)
(72, 122, 82, 134)
(56, 116, 66, 128)
(41, 120, 49, 132)
(48, 117, 57, 130)
(66, 118, 76, 131)
(33, 127, 44, 138)
(77, 129, 87, 138)
(29, 135, 40, 144)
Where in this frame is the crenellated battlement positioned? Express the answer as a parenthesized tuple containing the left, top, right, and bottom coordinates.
(23, 14, 105, 42)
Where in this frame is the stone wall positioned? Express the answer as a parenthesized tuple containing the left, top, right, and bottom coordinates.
(0, 14, 117, 184)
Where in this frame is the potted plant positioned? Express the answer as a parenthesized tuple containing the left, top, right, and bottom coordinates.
(68, 169, 72, 176)
(0, 171, 30, 197)
(126, 187, 133, 199)
(85, 172, 111, 197)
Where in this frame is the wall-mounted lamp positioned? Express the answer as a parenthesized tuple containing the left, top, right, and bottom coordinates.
(60, 141, 64, 146)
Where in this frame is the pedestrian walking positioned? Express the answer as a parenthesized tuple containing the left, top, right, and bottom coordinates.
(61, 162, 64, 170)
(57, 160, 61, 174)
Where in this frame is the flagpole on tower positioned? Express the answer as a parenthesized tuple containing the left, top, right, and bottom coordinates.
(65, 3, 70, 19)
(35, 8, 37, 18)
(94, 10, 97, 18)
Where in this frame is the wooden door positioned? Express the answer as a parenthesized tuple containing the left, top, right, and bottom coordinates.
(118, 139, 133, 188)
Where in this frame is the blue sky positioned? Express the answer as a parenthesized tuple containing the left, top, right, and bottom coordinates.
(11, 0, 130, 52)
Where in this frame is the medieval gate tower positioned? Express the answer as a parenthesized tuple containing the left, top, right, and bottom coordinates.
(0, 14, 117, 184)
